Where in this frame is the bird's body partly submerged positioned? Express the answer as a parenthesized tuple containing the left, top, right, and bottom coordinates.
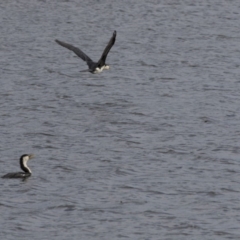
(2, 154, 34, 179)
(55, 30, 116, 74)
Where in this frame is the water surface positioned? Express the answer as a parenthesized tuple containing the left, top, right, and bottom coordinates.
(1, 1, 240, 239)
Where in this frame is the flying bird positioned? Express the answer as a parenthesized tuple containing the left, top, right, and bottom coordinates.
(55, 30, 116, 74)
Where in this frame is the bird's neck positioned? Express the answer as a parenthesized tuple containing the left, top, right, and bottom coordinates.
(20, 159, 31, 173)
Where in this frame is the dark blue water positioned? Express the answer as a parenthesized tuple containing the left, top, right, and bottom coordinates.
(1, 1, 240, 239)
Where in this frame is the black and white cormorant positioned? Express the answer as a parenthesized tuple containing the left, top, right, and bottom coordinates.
(55, 30, 117, 74)
(2, 154, 34, 179)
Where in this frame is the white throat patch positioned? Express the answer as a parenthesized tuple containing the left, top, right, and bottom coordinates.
(23, 156, 31, 173)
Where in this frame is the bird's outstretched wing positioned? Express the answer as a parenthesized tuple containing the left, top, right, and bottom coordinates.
(97, 31, 116, 67)
(55, 39, 93, 66)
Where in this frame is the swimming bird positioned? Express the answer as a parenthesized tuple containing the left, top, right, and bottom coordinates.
(55, 30, 116, 74)
(2, 154, 34, 179)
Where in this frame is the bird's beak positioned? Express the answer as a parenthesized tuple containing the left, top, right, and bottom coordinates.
(28, 154, 35, 159)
